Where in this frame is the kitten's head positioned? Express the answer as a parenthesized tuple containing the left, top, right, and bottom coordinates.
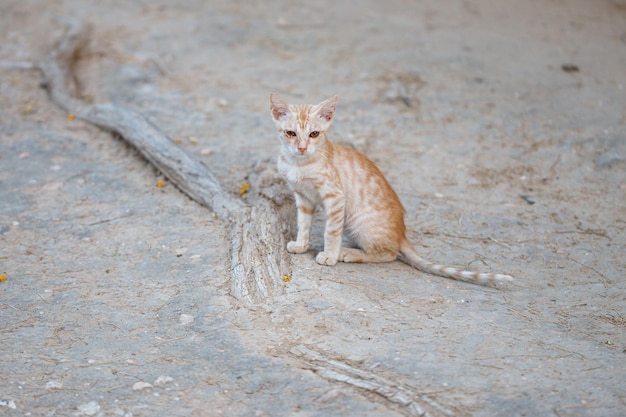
(269, 93, 338, 157)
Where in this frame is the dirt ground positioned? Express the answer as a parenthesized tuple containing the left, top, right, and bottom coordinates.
(1, 0, 625, 416)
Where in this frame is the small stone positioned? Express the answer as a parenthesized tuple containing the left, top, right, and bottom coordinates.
(77, 401, 100, 416)
(45, 380, 63, 390)
(0, 400, 17, 409)
(200, 147, 213, 156)
(132, 381, 153, 391)
(179, 314, 194, 325)
(153, 376, 174, 386)
(561, 63, 580, 73)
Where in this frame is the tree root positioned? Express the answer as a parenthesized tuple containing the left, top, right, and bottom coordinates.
(289, 345, 457, 417)
(26, 17, 292, 306)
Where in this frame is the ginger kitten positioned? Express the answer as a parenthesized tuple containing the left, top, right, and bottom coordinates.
(269, 93, 512, 285)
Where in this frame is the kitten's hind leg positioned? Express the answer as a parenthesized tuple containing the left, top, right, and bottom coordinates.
(339, 247, 397, 263)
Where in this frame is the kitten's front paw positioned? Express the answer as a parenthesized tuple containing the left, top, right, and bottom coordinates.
(315, 251, 338, 266)
(287, 241, 308, 254)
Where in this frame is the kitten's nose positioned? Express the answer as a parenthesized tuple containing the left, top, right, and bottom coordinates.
(298, 147, 307, 154)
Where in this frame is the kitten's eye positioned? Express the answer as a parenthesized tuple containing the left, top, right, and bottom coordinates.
(285, 130, 297, 137)
(309, 131, 320, 138)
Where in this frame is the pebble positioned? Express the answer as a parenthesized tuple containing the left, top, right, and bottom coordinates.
(132, 381, 153, 391)
(45, 380, 63, 390)
(0, 400, 17, 409)
(179, 314, 195, 325)
(77, 401, 100, 416)
(153, 375, 174, 386)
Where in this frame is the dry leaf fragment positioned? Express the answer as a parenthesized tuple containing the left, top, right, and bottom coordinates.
(239, 182, 249, 196)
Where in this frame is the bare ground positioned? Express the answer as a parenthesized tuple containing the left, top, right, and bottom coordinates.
(1, 1, 625, 416)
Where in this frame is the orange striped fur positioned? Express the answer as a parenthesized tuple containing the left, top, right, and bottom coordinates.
(269, 93, 513, 285)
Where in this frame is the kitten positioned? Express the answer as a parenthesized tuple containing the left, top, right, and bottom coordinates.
(269, 93, 513, 285)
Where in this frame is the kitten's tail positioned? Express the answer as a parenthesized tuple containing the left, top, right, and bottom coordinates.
(399, 239, 514, 285)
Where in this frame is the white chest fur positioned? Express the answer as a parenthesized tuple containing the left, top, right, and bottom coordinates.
(278, 155, 323, 205)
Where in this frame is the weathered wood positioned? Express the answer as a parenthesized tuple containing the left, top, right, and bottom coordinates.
(229, 160, 295, 304)
(289, 345, 455, 417)
(33, 18, 292, 306)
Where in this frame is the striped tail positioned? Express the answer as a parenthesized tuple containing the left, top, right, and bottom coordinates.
(399, 239, 513, 285)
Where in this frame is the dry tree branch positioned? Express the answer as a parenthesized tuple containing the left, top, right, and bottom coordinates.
(27, 17, 292, 306)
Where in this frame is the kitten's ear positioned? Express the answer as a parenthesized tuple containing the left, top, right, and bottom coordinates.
(269, 92, 291, 121)
(312, 95, 338, 124)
